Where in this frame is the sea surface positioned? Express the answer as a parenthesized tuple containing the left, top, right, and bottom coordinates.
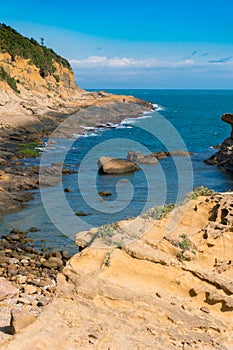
(1, 89, 233, 253)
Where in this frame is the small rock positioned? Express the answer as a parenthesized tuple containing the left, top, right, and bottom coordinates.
(64, 187, 72, 193)
(18, 295, 34, 305)
(7, 264, 18, 276)
(47, 251, 62, 259)
(37, 296, 50, 307)
(98, 191, 112, 197)
(16, 275, 27, 284)
(29, 227, 39, 232)
(23, 284, 38, 295)
(20, 259, 30, 265)
(9, 258, 19, 265)
(0, 277, 19, 301)
(200, 306, 210, 314)
(9, 309, 36, 334)
(75, 211, 92, 217)
(61, 250, 72, 260)
(42, 257, 64, 269)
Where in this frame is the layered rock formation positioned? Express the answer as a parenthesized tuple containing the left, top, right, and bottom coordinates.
(206, 113, 233, 172)
(1, 192, 233, 349)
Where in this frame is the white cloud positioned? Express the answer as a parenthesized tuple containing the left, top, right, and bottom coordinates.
(70, 56, 157, 68)
(70, 56, 196, 69)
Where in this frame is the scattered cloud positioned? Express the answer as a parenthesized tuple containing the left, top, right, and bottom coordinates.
(208, 56, 233, 63)
(191, 50, 198, 56)
(95, 47, 103, 51)
(70, 56, 195, 69)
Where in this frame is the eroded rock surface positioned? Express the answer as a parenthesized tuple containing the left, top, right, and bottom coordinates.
(1, 192, 233, 349)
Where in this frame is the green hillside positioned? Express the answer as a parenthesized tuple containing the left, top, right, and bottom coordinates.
(0, 23, 72, 78)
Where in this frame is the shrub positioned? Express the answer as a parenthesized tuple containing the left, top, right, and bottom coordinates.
(142, 203, 175, 220)
(0, 66, 19, 93)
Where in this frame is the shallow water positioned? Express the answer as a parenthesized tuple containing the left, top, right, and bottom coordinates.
(1, 89, 233, 252)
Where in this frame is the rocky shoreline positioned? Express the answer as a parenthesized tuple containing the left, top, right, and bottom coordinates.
(1, 190, 233, 349)
(0, 94, 153, 345)
(0, 97, 152, 215)
(0, 227, 72, 343)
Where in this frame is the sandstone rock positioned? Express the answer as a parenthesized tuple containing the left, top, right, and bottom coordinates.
(127, 151, 158, 164)
(98, 156, 140, 174)
(2, 194, 233, 349)
(23, 284, 38, 295)
(0, 277, 19, 301)
(9, 309, 36, 334)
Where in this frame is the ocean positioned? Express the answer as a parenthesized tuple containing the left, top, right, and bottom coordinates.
(1, 89, 233, 253)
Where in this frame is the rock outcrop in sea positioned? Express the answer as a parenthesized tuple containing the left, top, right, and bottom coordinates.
(206, 113, 233, 172)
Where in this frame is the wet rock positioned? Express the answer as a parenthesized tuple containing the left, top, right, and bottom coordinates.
(29, 227, 39, 232)
(98, 156, 140, 174)
(127, 151, 158, 164)
(98, 191, 112, 197)
(64, 187, 72, 193)
(75, 211, 92, 216)
(61, 250, 72, 260)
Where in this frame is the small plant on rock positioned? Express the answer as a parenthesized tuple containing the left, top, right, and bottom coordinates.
(184, 186, 215, 202)
(176, 234, 190, 262)
(142, 204, 175, 220)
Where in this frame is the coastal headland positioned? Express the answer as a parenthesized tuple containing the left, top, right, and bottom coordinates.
(0, 24, 233, 349)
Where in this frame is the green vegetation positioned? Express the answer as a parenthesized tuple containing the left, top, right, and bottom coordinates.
(97, 223, 119, 238)
(184, 186, 215, 201)
(103, 251, 112, 267)
(178, 234, 190, 251)
(0, 66, 19, 93)
(18, 142, 42, 158)
(53, 74, 60, 83)
(0, 23, 71, 78)
(142, 203, 175, 220)
(176, 234, 191, 262)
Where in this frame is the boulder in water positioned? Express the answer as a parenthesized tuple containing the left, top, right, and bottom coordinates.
(98, 156, 140, 175)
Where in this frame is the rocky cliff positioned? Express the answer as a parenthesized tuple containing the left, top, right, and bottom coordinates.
(1, 191, 233, 349)
(205, 113, 233, 172)
(0, 24, 151, 128)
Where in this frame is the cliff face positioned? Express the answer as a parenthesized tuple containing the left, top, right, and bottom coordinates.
(206, 113, 233, 172)
(0, 24, 151, 125)
(1, 192, 233, 349)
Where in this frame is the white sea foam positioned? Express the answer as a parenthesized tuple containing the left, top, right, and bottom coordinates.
(153, 103, 165, 111)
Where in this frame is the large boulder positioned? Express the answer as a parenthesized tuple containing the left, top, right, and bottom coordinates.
(98, 156, 140, 174)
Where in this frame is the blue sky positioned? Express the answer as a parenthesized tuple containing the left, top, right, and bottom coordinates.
(1, 0, 233, 89)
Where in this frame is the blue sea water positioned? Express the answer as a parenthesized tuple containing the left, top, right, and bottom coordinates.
(1, 89, 233, 252)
